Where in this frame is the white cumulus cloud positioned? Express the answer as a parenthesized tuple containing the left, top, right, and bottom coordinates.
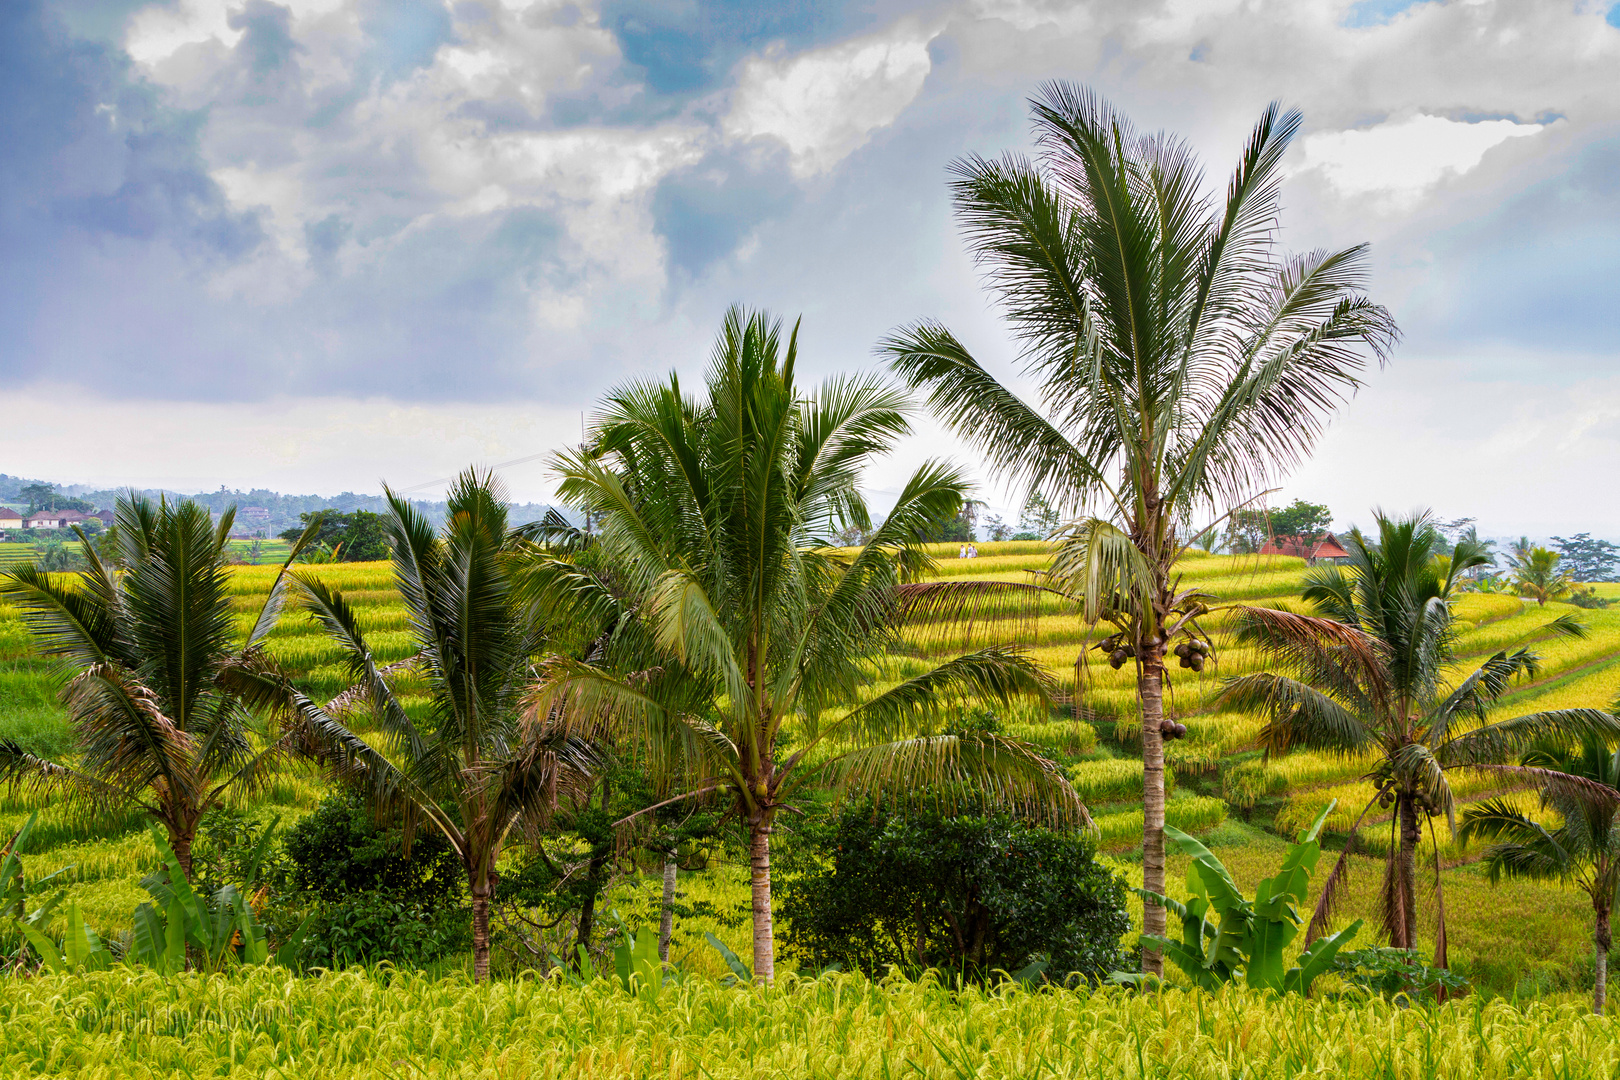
(726, 24, 938, 178)
(1300, 113, 1545, 206)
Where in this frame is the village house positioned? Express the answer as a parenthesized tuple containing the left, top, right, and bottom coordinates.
(25, 508, 92, 529)
(0, 507, 22, 531)
(1258, 532, 1352, 565)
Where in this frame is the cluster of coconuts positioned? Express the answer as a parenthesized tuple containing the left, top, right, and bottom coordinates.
(1174, 639, 1212, 671)
(1158, 719, 1189, 741)
(1107, 644, 1136, 669)
(1377, 787, 1439, 814)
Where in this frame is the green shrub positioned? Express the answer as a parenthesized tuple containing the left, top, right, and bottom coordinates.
(278, 793, 466, 968)
(778, 801, 1129, 982)
(282, 793, 462, 908)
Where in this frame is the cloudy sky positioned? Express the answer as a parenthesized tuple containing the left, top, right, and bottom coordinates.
(3, 0, 1618, 534)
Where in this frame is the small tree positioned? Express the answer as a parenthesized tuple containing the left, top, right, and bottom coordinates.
(779, 800, 1128, 981)
(1018, 494, 1060, 540)
(1551, 534, 1620, 583)
(1462, 739, 1620, 1015)
(1512, 546, 1573, 606)
(0, 497, 319, 871)
(253, 471, 602, 981)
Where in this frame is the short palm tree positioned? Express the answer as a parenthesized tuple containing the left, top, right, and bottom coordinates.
(530, 306, 1080, 983)
(1462, 738, 1620, 1014)
(245, 472, 600, 981)
(1512, 546, 1573, 606)
(0, 497, 318, 872)
(880, 83, 1398, 973)
(1225, 512, 1620, 952)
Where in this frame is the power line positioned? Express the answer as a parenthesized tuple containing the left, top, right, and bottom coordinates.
(393, 451, 553, 495)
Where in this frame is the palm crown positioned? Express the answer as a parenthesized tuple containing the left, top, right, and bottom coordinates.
(249, 472, 599, 981)
(0, 497, 317, 871)
(881, 82, 1399, 974)
(530, 306, 1077, 982)
(1226, 512, 1620, 950)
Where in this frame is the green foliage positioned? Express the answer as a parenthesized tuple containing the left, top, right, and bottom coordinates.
(1551, 534, 1620, 584)
(779, 801, 1129, 982)
(1118, 804, 1362, 995)
(275, 793, 467, 970)
(1334, 947, 1472, 1002)
(282, 794, 462, 909)
(1228, 500, 1334, 554)
(279, 510, 391, 561)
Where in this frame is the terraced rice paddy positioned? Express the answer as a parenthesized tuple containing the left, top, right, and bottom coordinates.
(3, 541, 1619, 996)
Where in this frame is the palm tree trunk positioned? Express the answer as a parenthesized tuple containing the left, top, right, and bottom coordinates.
(170, 828, 195, 879)
(1596, 903, 1611, 1016)
(471, 871, 492, 982)
(658, 852, 677, 963)
(749, 810, 775, 984)
(1394, 793, 1421, 949)
(1138, 641, 1168, 977)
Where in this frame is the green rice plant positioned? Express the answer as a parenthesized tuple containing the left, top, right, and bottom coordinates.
(1452, 592, 1525, 628)
(1069, 757, 1173, 804)
(1224, 750, 1380, 807)
(6, 966, 1620, 1078)
(1001, 720, 1098, 758)
(1096, 796, 1227, 851)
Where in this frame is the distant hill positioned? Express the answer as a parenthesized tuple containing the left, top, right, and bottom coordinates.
(0, 474, 561, 538)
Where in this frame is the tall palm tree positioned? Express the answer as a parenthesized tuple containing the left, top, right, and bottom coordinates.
(0, 496, 319, 872)
(1225, 512, 1620, 953)
(242, 472, 600, 981)
(1511, 546, 1573, 607)
(1462, 738, 1620, 1014)
(529, 306, 1081, 983)
(879, 83, 1399, 973)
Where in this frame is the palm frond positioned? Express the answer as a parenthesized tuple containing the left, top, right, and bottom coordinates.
(821, 733, 1086, 830)
(824, 645, 1053, 746)
(1221, 672, 1376, 755)
(0, 564, 116, 668)
(1440, 710, 1620, 767)
(1046, 518, 1157, 627)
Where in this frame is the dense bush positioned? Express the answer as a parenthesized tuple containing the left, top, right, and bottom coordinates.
(278, 794, 467, 967)
(779, 801, 1128, 982)
(283, 794, 463, 907)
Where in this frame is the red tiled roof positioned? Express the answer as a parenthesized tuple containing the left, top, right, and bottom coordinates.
(1259, 532, 1347, 560)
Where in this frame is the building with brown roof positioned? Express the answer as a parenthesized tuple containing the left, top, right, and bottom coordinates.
(25, 509, 91, 529)
(1259, 532, 1351, 565)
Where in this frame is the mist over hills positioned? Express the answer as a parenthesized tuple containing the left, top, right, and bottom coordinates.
(0, 474, 560, 537)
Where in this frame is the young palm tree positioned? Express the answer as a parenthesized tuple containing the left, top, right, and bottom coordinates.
(0, 497, 319, 872)
(1511, 546, 1573, 607)
(1225, 512, 1620, 953)
(244, 472, 600, 981)
(1462, 738, 1620, 1014)
(879, 83, 1398, 973)
(530, 306, 1081, 983)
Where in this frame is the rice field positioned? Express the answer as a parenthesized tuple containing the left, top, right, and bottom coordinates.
(3, 967, 1618, 1079)
(5, 541, 1620, 1000)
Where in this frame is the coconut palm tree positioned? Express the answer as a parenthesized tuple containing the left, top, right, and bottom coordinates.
(1512, 546, 1573, 607)
(529, 306, 1081, 983)
(0, 497, 319, 872)
(1462, 737, 1620, 1014)
(1225, 512, 1620, 954)
(240, 472, 601, 981)
(879, 83, 1399, 973)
